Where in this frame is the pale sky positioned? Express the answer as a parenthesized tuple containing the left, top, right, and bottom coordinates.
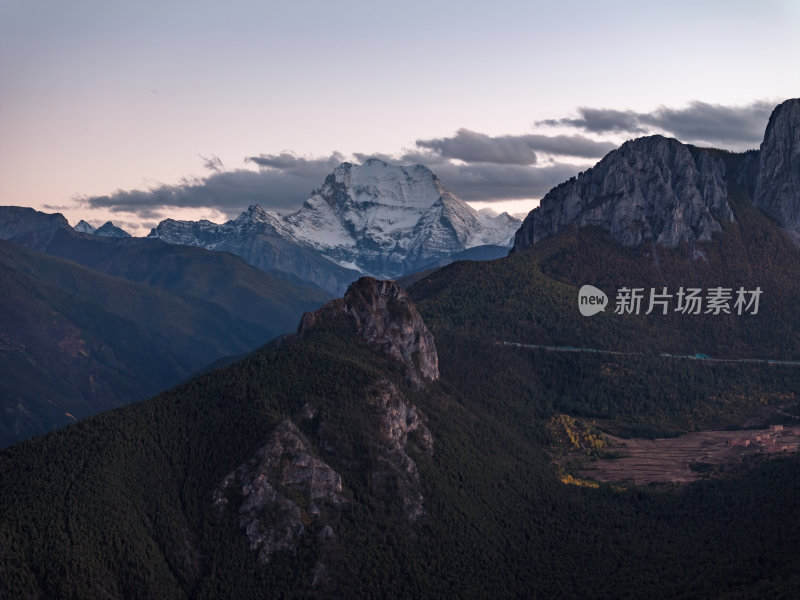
(1, 0, 798, 235)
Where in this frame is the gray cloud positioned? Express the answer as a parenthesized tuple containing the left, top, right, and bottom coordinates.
(431, 161, 585, 201)
(640, 100, 774, 147)
(414, 129, 615, 164)
(540, 108, 647, 134)
(84, 165, 322, 219)
(42, 203, 80, 211)
(82, 152, 352, 221)
(200, 154, 224, 173)
(352, 149, 584, 200)
(353, 151, 431, 165)
(245, 151, 346, 174)
(541, 99, 775, 149)
(83, 148, 581, 221)
(80, 99, 775, 222)
(417, 129, 538, 165)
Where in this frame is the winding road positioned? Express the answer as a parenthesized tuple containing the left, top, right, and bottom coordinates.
(501, 341, 800, 367)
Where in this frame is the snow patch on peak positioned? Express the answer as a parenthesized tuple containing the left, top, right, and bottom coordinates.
(236, 204, 270, 224)
(74, 219, 133, 238)
(74, 220, 96, 234)
(95, 222, 131, 238)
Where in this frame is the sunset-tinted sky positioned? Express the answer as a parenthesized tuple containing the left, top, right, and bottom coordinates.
(1, 0, 798, 235)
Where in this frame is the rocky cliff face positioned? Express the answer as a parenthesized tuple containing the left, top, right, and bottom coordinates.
(364, 378, 433, 520)
(298, 277, 439, 388)
(213, 419, 347, 566)
(753, 98, 800, 241)
(214, 386, 433, 583)
(513, 136, 734, 251)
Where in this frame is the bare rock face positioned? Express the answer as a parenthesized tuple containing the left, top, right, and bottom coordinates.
(214, 383, 434, 579)
(753, 98, 800, 240)
(365, 379, 434, 521)
(213, 419, 347, 565)
(298, 277, 439, 388)
(513, 135, 733, 251)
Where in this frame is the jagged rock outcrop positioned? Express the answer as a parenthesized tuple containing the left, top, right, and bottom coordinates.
(298, 277, 439, 388)
(213, 419, 347, 565)
(753, 98, 800, 240)
(215, 277, 438, 569)
(364, 379, 433, 520)
(513, 135, 734, 251)
(213, 380, 434, 577)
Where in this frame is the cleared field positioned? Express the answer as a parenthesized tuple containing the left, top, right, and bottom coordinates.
(578, 426, 800, 485)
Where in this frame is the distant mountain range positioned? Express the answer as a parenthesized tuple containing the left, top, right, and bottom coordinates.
(148, 159, 520, 293)
(0, 207, 330, 447)
(0, 158, 518, 445)
(74, 219, 132, 238)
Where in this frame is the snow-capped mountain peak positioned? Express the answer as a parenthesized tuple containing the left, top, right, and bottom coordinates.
(74, 220, 131, 238)
(73, 220, 96, 234)
(94, 221, 132, 238)
(148, 159, 520, 287)
(276, 160, 519, 277)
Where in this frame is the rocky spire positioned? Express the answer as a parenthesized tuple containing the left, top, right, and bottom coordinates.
(298, 277, 439, 388)
(753, 98, 800, 240)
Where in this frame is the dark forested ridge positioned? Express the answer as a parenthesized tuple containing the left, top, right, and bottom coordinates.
(3, 205, 800, 598)
(2, 312, 800, 599)
(3, 126, 800, 597)
(0, 207, 332, 337)
(411, 157, 800, 362)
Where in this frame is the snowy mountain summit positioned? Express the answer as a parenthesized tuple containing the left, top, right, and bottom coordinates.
(73, 220, 131, 238)
(275, 158, 519, 277)
(149, 159, 519, 287)
(73, 220, 96, 234)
